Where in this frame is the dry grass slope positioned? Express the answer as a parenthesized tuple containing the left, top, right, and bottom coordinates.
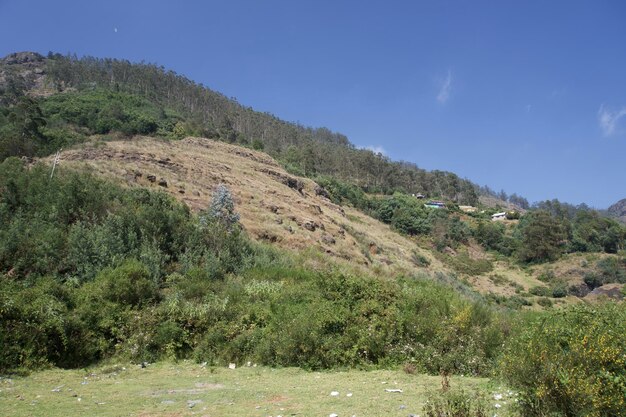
(49, 135, 619, 302)
(51, 136, 444, 278)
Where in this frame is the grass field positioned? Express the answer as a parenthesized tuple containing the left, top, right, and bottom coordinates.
(1, 361, 517, 416)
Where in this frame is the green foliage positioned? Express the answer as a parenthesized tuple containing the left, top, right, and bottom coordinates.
(570, 210, 625, 253)
(0, 159, 192, 282)
(472, 220, 516, 256)
(40, 88, 178, 137)
(530, 282, 568, 299)
(373, 194, 431, 235)
(551, 282, 568, 298)
(423, 389, 488, 417)
(430, 214, 470, 250)
(501, 303, 626, 416)
(529, 285, 551, 297)
(0, 96, 48, 159)
(583, 256, 626, 289)
(536, 297, 553, 308)
(1, 277, 70, 370)
(38, 54, 479, 204)
(89, 260, 158, 308)
(251, 138, 264, 150)
(517, 210, 567, 263)
(314, 175, 370, 210)
(0, 88, 186, 162)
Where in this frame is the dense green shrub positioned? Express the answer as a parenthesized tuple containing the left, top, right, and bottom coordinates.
(570, 210, 625, 254)
(536, 297, 553, 308)
(423, 388, 488, 417)
(472, 220, 516, 256)
(0, 277, 69, 370)
(551, 283, 568, 298)
(40, 89, 179, 137)
(529, 285, 551, 297)
(89, 260, 158, 307)
(517, 210, 567, 263)
(501, 303, 626, 416)
(0, 159, 192, 282)
(314, 175, 370, 210)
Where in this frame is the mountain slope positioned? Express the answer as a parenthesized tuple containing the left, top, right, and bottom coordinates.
(1, 51, 479, 204)
(51, 135, 600, 303)
(608, 198, 626, 224)
(51, 136, 445, 276)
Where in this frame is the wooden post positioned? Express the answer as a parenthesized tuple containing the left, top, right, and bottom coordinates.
(50, 149, 62, 179)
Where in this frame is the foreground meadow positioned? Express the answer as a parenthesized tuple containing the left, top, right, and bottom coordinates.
(0, 361, 516, 417)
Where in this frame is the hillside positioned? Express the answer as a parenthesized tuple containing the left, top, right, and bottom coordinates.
(44, 135, 625, 305)
(608, 198, 626, 224)
(1, 51, 479, 204)
(3, 50, 624, 305)
(50, 136, 443, 276)
(2, 52, 625, 417)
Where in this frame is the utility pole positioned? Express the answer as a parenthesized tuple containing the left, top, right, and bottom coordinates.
(50, 149, 62, 179)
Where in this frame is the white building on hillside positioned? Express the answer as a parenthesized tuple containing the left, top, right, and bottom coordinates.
(491, 212, 507, 221)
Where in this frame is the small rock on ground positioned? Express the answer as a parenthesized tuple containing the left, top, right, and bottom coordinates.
(187, 399, 203, 408)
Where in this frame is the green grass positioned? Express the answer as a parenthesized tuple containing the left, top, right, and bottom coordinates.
(1, 361, 518, 416)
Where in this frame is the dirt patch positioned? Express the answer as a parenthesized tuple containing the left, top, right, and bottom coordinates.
(266, 394, 290, 404)
(194, 382, 224, 389)
(467, 242, 489, 260)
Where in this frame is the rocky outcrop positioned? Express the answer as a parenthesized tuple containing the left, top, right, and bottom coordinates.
(607, 198, 626, 224)
(0, 51, 48, 97)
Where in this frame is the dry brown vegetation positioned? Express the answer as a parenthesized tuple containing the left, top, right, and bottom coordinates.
(46, 136, 622, 303)
(51, 136, 444, 278)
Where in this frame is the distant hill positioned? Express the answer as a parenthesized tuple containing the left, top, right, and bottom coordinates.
(0, 51, 479, 204)
(607, 198, 626, 224)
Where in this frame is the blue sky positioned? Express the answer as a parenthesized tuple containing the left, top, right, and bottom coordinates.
(1, 0, 625, 207)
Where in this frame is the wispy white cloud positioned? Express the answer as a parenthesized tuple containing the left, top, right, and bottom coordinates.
(437, 70, 453, 104)
(598, 104, 626, 136)
(361, 145, 387, 156)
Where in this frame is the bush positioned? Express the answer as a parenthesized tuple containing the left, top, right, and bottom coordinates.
(536, 297, 552, 308)
(411, 251, 431, 267)
(91, 260, 158, 308)
(0, 276, 101, 371)
(529, 285, 551, 297)
(501, 303, 626, 416)
(423, 388, 488, 417)
(584, 272, 603, 290)
(551, 283, 568, 298)
(314, 175, 369, 209)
